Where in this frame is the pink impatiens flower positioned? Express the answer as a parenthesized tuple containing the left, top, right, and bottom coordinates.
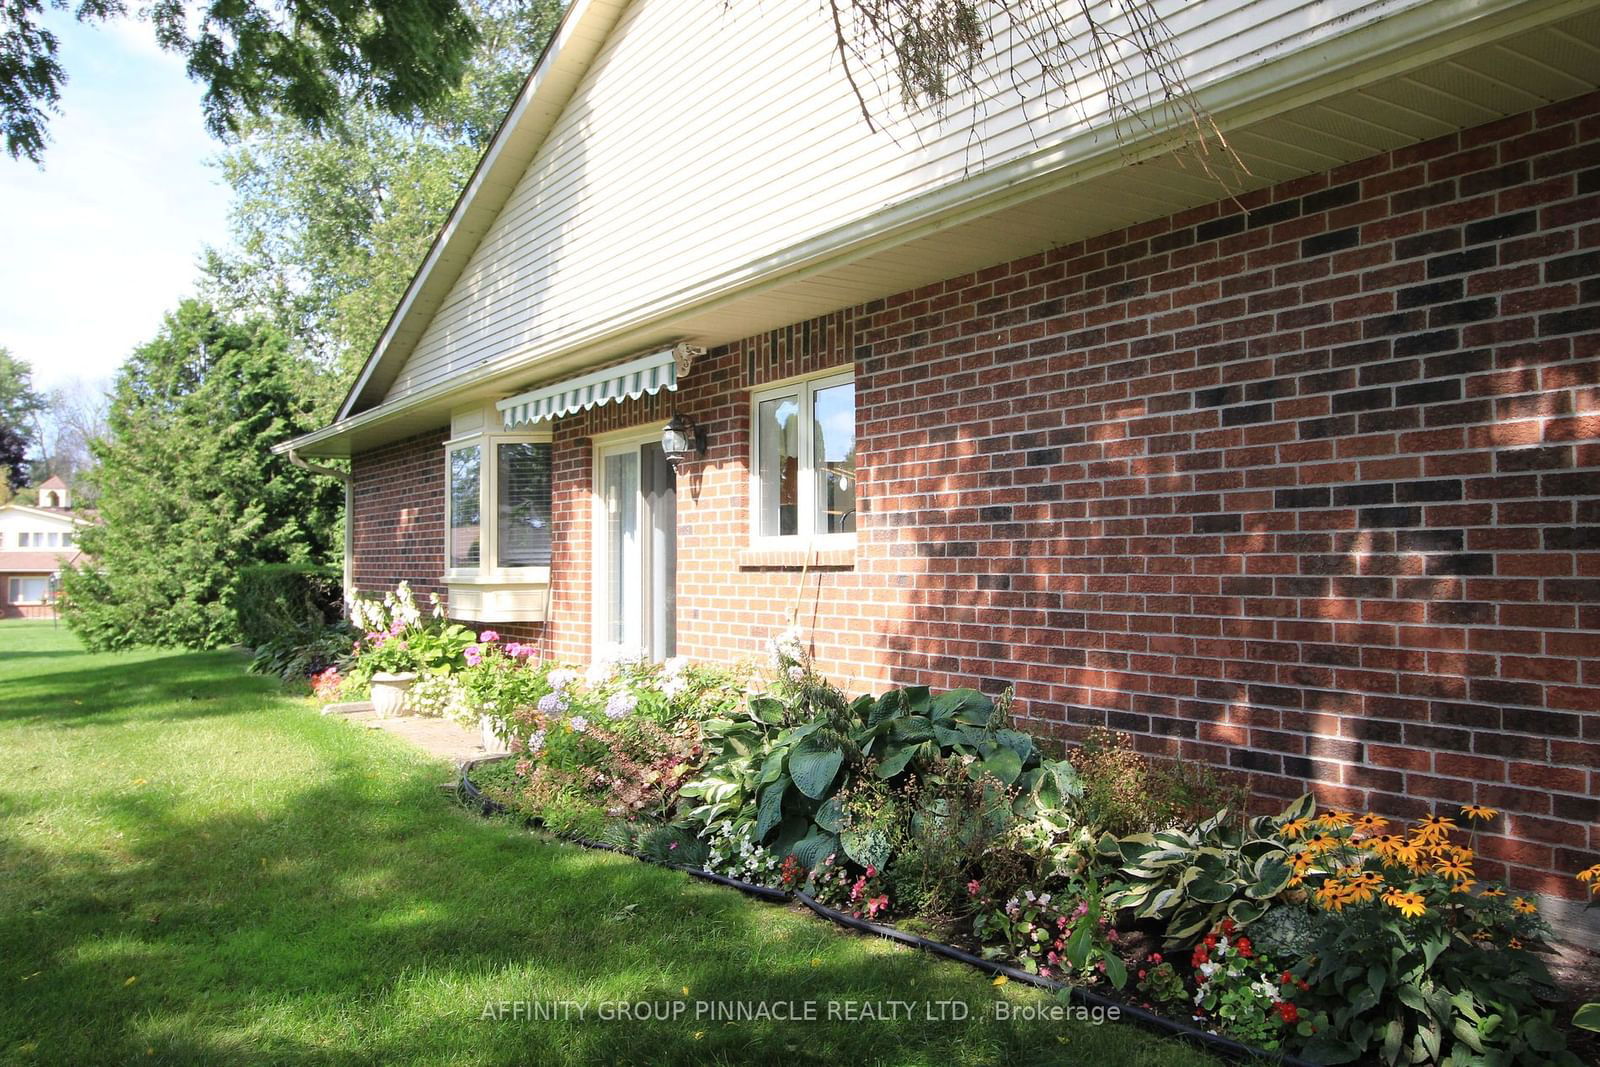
(463, 645, 483, 666)
(479, 630, 500, 642)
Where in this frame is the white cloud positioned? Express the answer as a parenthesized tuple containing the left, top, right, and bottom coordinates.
(0, 14, 231, 392)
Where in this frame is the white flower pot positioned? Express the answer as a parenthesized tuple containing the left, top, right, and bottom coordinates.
(370, 672, 418, 719)
(479, 713, 506, 752)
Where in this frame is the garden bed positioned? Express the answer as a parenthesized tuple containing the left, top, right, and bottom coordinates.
(334, 586, 1596, 1066)
(456, 759, 1312, 1066)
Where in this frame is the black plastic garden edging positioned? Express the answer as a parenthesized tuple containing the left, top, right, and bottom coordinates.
(794, 892, 1319, 1067)
(456, 765, 1316, 1066)
(457, 762, 790, 902)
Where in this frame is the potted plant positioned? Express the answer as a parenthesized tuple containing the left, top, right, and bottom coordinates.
(479, 712, 505, 752)
(364, 634, 420, 718)
(459, 637, 550, 753)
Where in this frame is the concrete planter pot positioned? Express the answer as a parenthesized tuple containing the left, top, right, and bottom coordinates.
(479, 713, 506, 752)
(370, 672, 418, 718)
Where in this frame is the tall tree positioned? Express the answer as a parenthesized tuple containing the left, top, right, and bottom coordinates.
(0, 425, 27, 491)
(0, 346, 43, 429)
(3, 0, 478, 163)
(0, 347, 43, 488)
(203, 0, 563, 413)
(27, 376, 109, 493)
(61, 300, 343, 650)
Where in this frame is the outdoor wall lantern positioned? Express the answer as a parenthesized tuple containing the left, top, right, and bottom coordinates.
(662, 412, 706, 473)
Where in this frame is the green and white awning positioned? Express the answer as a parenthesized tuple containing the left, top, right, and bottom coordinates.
(497, 346, 683, 429)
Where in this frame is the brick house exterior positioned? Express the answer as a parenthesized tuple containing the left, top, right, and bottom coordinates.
(283, 2, 1600, 927)
(339, 94, 1600, 908)
(0, 489, 85, 619)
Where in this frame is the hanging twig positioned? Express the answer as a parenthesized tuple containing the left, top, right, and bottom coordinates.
(824, 0, 1249, 189)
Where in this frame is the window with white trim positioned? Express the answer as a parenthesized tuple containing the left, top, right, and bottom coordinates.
(8, 577, 49, 604)
(445, 433, 553, 579)
(750, 370, 856, 545)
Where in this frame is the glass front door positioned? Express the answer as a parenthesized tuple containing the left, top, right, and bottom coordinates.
(596, 439, 676, 659)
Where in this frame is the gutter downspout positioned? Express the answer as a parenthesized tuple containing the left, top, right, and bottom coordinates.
(287, 450, 354, 613)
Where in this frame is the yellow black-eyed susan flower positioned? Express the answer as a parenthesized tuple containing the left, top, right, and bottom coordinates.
(1388, 891, 1427, 919)
(1412, 813, 1457, 842)
(1280, 817, 1311, 840)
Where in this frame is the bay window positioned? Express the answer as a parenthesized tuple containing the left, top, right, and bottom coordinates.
(444, 402, 553, 621)
(750, 370, 855, 547)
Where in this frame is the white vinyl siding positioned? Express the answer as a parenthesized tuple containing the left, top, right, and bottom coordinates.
(380, 0, 1448, 405)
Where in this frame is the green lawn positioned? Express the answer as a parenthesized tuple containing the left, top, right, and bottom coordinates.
(0, 621, 1218, 1066)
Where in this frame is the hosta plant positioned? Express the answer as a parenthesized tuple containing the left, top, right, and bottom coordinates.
(1099, 794, 1307, 943)
(761, 683, 1081, 870)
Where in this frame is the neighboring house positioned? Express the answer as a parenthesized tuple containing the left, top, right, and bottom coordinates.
(0, 478, 87, 619)
(278, 0, 1600, 909)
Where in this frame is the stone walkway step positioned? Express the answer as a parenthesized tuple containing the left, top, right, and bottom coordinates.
(322, 700, 504, 767)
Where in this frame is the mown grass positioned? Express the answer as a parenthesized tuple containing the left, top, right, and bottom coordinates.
(0, 620, 1220, 1066)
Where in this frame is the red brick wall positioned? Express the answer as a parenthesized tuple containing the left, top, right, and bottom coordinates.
(349, 92, 1600, 901)
(350, 429, 448, 604)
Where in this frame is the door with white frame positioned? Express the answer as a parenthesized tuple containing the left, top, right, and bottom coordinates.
(592, 433, 676, 660)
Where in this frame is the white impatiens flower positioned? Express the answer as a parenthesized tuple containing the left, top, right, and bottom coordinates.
(786, 665, 806, 683)
(1252, 978, 1283, 1003)
(547, 668, 579, 692)
(662, 656, 689, 677)
(569, 716, 589, 734)
(661, 674, 688, 699)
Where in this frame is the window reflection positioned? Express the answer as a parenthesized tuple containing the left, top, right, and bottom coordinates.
(758, 394, 799, 537)
(449, 445, 481, 568)
(812, 381, 855, 534)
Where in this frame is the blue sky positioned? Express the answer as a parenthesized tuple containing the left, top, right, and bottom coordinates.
(0, 14, 231, 393)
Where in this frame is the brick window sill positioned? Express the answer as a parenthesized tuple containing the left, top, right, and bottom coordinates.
(737, 546, 855, 570)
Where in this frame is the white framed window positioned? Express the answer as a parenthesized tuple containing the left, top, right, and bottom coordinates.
(8, 577, 49, 604)
(437, 401, 556, 623)
(444, 431, 553, 582)
(749, 369, 856, 548)
(17, 532, 29, 547)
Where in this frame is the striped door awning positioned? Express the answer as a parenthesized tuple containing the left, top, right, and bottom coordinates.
(497, 347, 680, 428)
